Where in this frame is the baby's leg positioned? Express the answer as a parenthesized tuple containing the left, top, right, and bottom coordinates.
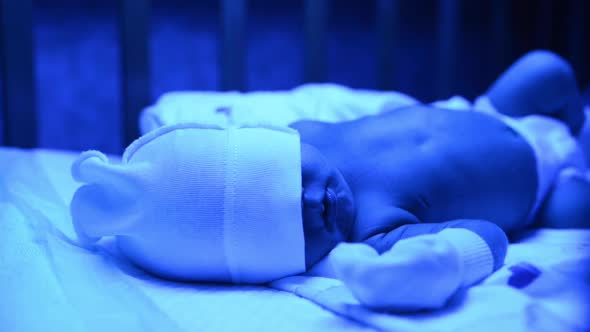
(487, 50, 585, 135)
(319, 220, 507, 312)
(534, 170, 590, 228)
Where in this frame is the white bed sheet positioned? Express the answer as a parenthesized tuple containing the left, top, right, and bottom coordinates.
(0, 147, 371, 332)
(1, 147, 589, 332)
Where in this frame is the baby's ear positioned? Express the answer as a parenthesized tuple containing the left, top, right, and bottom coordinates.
(70, 151, 150, 243)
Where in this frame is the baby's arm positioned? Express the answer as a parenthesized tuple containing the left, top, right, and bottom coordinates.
(324, 220, 508, 312)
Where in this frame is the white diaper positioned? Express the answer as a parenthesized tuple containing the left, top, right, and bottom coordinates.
(435, 96, 588, 222)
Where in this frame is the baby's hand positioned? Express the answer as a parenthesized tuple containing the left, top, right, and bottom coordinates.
(330, 234, 464, 312)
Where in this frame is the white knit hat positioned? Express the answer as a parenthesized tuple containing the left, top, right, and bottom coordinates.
(70, 123, 305, 284)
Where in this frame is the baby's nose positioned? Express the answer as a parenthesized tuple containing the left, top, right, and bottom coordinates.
(302, 187, 326, 213)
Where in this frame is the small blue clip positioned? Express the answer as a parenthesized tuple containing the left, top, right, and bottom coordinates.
(507, 262, 542, 289)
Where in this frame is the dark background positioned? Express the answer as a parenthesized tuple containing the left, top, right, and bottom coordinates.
(0, 0, 588, 154)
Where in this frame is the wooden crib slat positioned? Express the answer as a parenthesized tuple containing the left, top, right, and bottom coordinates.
(304, 0, 329, 83)
(536, 0, 553, 49)
(437, 0, 459, 99)
(491, 0, 511, 78)
(567, 0, 585, 81)
(375, 0, 398, 90)
(220, 0, 247, 91)
(0, 0, 36, 148)
(120, 0, 151, 147)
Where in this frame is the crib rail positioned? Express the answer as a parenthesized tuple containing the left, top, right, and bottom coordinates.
(436, 0, 459, 99)
(120, 0, 151, 147)
(303, 0, 329, 83)
(0, 0, 587, 149)
(0, 0, 36, 148)
(220, 0, 247, 92)
(375, 0, 397, 90)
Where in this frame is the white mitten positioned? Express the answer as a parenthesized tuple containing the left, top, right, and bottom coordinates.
(330, 228, 493, 311)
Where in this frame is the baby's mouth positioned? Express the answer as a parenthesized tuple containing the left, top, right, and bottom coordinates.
(302, 182, 354, 240)
(302, 187, 332, 234)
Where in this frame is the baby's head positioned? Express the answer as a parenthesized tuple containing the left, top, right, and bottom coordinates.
(70, 124, 355, 283)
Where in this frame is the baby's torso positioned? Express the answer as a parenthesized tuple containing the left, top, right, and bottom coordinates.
(316, 105, 538, 240)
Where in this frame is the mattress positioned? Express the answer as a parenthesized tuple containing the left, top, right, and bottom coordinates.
(1, 147, 589, 332)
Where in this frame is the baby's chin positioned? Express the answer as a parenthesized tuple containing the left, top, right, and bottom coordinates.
(325, 178, 356, 240)
(303, 177, 356, 268)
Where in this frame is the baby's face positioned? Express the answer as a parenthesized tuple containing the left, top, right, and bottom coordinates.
(301, 143, 356, 268)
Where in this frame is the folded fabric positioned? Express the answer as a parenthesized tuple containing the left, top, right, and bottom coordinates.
(139, 83, 419, 133)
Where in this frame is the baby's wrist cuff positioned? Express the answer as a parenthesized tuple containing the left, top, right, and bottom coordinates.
(437, 228, 494, 287)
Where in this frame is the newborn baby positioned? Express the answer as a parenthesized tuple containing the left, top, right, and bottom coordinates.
(70, 51, 590, 312)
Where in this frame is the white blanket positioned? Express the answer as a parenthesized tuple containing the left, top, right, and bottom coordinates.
(139, 83, 419, 132)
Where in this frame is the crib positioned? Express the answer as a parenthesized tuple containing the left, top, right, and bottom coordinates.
(1, 0, 588, 150)
(1, 1, 589, 331)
